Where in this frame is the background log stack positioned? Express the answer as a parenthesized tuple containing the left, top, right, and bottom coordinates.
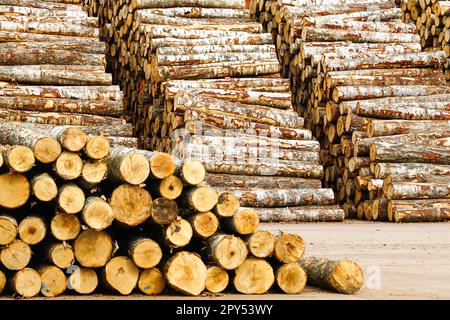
(400, 0, 450, 82)
(81, 0, 345, 223)
(0, 0, 140, 147)
(251, 0, 450, 222)
(0, 124, 364, 297)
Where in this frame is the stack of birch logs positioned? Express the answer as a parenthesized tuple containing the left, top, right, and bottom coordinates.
(0, 0, 136, 148)
(400, 0, 450, 82)
(252, 0, 450, 222)
(0, 123, 364, 297)
(82, 0, 345, 223)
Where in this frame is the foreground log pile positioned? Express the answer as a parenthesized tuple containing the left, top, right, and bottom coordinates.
(400, 0, 450, 82)
(82, 0, 344, 223)
(0, 124, 364, 297)
(252, 0, 450, 222)
(0, 0, 136, 147)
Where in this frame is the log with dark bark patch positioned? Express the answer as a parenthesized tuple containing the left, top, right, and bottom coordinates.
(300, 257, 364, 294)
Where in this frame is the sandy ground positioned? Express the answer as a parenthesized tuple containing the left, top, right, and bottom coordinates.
(2, 220, 450, 300)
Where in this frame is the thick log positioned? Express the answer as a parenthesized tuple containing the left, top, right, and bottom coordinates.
(1, 145, 35, 173)
(0, 173, 30, 209)
(74, 229, 113, 268)
(0, 65, 112, 85)
(213, 192, 240, 218)
(149, 197, 179, 226)
(372, 198, 389, 221)
(0, 40, 105, 54)
(334, 85, 450, 103)
(205, 266, 229, 294)
(108, 147, 175, 179)
(222, 208, 259, 235)
(188, 211, 219, 239)
(55, 151, 83, 181)
(370, 141, 450, 164)
(85, 136, 110, 160)
(0, 109, 124, 128)
(38, 265, 67, 297)
(374, 163, 450, 179)
(322, 52, 446, 72)
(273, 233, 305, 264)
(132, 0, 246, 9)
(300, 257, 364, 294)
(206, 234, 248, 270)
(50, 213, 81, 241)
(253, 206, 345, 222)
(11, 268, 41, 298)
(44, 242, 74, 269)
(164, 78, 289, 92)
(138, 268, 165, 295)
(164, 218, 193, 248)
(205, 173, 322, 189)
(183, 186, 218, 213)
(178, 160, 206, 186)
(156, 60, 280, 82)
(184, 109, 311, 140)
(58, 183, 85, 214)
(107, 148, 150, 186)
(245, 230, 275, 259)
(110, 184, 152, 227)
(326, 68, 446, 87)
(202, 159, 324, 178)
(0, 96, 123, 117)
(356, 102, 450, 120)
(225, 188, 335, 208)
(175, 91, 303, 128)
(127, 237, 162, 269)
(0, 85, 122, 101)
(164, 251, 207, 296)
(167, 87, 290, 109)
(186, 135, 319, 152)
(388, 199, 450, 222)
(0, 122, 61, 163)
(386, 182, 450, 200)
(0, 239, 31, 270)
(67, 267, 98, 295)
(234, 258, 274, 294)
(18, 216, 46, 245)
(82, 197, 114, 231)
(0, 47, 104, 66)
(78, 160, 108, 189)
(302, 28, 420, 43)
(276, 263, 307, 294)
(149, 33, 273, 50)
(0, 215, 17, 245)
(103, 256, 139, 295)
(367, 119, 450, 137)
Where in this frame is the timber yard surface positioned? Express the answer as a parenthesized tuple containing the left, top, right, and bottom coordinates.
(2, 221, 448, 300)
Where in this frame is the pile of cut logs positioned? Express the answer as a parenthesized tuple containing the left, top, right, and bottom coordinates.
(82, 0, 345, 223)
(252, 0, 450, 222)
(0, 0, 139, 148)
(400, 0, 450, 82)
(0, 124, 364, 297)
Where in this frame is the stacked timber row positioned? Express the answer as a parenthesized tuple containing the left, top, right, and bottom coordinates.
(0, 0, 135, 147)
(0, 123, 364, 297)
(252, 0, 450, 222)
(83, 0, 345, 223)
(400, 0, 450, 82)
